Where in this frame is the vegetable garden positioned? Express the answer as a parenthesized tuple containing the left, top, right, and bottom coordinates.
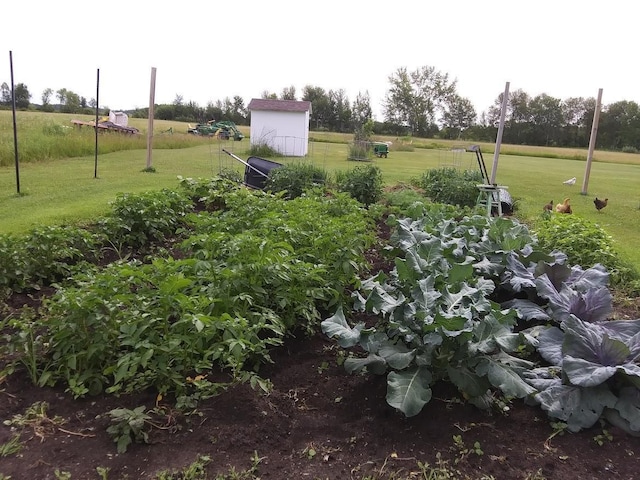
(1, 175, 639, 479)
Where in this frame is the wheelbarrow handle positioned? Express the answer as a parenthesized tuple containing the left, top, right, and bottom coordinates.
(221, 149, 269, 178)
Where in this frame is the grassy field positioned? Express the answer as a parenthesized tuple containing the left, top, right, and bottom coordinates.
(2, 110, 640, 269)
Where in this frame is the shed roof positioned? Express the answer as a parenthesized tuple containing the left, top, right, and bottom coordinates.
(248, 98, 312, 114)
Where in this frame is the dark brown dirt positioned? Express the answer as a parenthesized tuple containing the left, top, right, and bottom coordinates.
(1, 316, 640, 479)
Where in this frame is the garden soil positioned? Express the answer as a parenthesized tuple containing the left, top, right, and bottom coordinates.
(2, 299, 640, 480)
(1, 217, 640, 479)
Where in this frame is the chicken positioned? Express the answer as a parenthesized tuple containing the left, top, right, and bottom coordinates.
(543, 200, 554, 212)
(556, 198, 572, 214)
(563, 177, 576, 185)
(594, 197, 608, 212)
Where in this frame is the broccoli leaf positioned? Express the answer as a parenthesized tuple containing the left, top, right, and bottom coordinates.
(386, 367, 433, 417)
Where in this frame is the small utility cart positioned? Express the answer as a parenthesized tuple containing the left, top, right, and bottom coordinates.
(372, 142, 389, 158)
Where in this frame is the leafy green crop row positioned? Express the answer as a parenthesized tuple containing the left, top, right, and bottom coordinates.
(1, 178, 377, 405)
(323, 202, 640, 436)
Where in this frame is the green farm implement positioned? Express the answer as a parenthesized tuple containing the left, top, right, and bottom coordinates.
(187, 120, 244, 140)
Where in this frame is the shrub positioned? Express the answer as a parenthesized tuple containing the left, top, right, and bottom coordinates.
(247, 142, 279, 158)
(0, 225, 103, 291)
(415, 167, 483, 208)
(97, 189, 193, 248)
(347, 141, 371, 161)
(383, 184, 425, 211)
(534, 213, 637, 286)
(264, 162, 328, 199)
(335, 164, 383, 206)
(391, 137, 415, 152)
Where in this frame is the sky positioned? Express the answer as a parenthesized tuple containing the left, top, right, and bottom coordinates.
(2, 0, 637, 120)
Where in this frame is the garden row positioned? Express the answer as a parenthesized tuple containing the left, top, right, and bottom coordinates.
(323, 204, 640, 436)
(1, 165, 639, 453)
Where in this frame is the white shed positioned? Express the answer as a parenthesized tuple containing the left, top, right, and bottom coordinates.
(247, 99, 312, 157)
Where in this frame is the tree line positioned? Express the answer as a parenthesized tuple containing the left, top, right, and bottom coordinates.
(2, 65, 639, 152)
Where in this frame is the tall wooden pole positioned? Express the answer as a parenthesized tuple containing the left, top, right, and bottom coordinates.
(490, 81, 510, 185)
(581, 88, 603, 195)
(9, 51, 20, 194)
(94, 68, 100, 178)
(146, 67, 157, 169)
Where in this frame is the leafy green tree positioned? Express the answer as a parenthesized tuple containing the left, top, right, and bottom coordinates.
(351, 90, 372, 128)
(280, 86, 296, 100)
(598, 100, 640, 150)
(204, 101, 223, 121)
(215, 96, 246, 124)
(561, 96, 594, 147)
(178, 100, 203, 122)
(383, 65, 457, 136)
(55, 88, 82, 113)
(41, 87, 53, 104)
(64, 90, 81, 113)
(328, 89, 351, 133)
(0, 82, 11, 105)
(441, 94, 477, 139)
(232, 95, 247, 124)
(488, 89, 530, 144)
(155, 104, 176, 120)
(528, 94, 564, 146)
(56, 88, 67, 105)
(383, 67, 413, 129)
(302, 85, 332, 130)
(39, 88, 55, 112)
(261, 90, 277, 99)
(14, 83, 31, 109)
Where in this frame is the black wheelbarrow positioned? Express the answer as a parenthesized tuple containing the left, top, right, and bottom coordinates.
(222, 149, 283, 190)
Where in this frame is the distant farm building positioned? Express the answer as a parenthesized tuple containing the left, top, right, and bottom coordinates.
(247, 99, 312, 156)
(108, 111, 129, 126)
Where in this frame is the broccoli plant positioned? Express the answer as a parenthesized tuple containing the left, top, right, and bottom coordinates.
(322, 208, 539, 416)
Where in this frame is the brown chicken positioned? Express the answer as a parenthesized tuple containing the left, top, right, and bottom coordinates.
(594, 197, 608, 212)
(543, 200, 554, 212)
(556, 198, 572, 214)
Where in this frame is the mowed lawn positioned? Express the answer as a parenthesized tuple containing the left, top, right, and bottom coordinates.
(1, 135, 640, 269)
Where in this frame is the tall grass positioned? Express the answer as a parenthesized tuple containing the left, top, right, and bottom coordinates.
(0, 111, 249, 166)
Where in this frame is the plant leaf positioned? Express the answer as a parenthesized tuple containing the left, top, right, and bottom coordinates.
(562, 356, 619, 387)
(502, 299, 551, 322)
(612, 387, 640, 433)
(410, 276, 441, 311)
(537, 326, 565, 365)
(504, 254, 536, 292)
(379, 342, 416, 370)
(386, 367, 432, 417)
(344, 355, 387, 375)
(476, 358, 537, 398)
(563, 316, 631, 367)
(321, 307, 363, 348)
(567, 263, 610, 292)
(534, 383, 617, 432)
(447, 365, 489, 398)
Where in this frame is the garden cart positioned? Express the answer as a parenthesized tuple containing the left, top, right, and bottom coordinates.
(222, 149, 283, 190)
(372, 142, 389, 158)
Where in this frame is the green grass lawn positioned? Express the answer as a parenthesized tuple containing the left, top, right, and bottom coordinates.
(2, 110, 639, 270)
